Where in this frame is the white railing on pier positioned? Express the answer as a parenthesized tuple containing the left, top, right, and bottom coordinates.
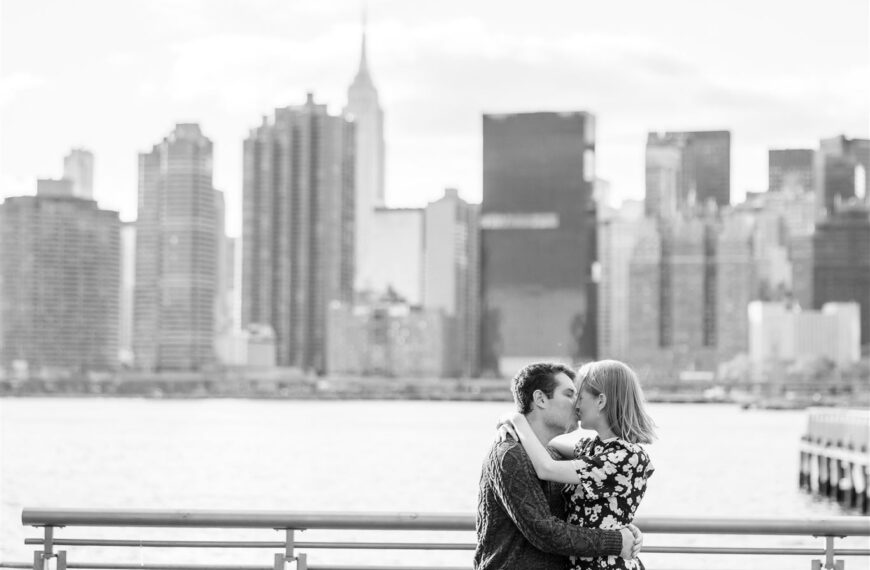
(0, 508, 869, 570)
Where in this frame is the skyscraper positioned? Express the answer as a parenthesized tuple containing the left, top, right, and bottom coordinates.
(597, 200, 644, 361)
(344, 22, 385, 293)
(480, 112, 597, 375)
(715, 214, 755, 361)
(812, 205, 870, 345)
(769, 149, 815, 194)
(626, 213, 721, 378)
(423, 188, 480, 377)
(242, 94, 355, 373)
(627, 219, 662, 365)
(0, 182, 120, 373)
(63, 148, 95, 199)
(134, 124, 223, 371)
(119, 221, 136, 366)
(645, 131, 731, 217)
(817, 135, 870, 214)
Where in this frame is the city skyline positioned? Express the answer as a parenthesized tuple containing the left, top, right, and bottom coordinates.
(2, 0, 868, 237)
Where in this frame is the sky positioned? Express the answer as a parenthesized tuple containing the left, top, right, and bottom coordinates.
(1, 0, 868, 237)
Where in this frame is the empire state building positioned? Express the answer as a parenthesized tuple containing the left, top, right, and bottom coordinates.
(344, 24, 385, 292)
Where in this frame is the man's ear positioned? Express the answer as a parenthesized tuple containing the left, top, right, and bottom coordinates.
(532, 389, 549, 409)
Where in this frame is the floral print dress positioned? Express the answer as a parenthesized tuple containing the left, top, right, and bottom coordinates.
(564, 436, 654, 570)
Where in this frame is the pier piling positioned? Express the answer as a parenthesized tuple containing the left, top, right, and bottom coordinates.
(800, 408, 870, 514)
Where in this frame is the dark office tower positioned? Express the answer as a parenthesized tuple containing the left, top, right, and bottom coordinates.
(818, 136, 870, 214)
(480, 112, 596, 375)
(813, 206, 870, 344)
(242, 94, 355, 373)
(0, 182, 120, 373)
(769, 149, 815, 193)
(645, 131, 731, 218)
(134, 124, 223, 372)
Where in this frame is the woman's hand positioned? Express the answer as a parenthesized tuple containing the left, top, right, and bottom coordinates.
(495, 411, 519, 442)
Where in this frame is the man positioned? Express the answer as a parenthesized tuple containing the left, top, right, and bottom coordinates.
(474, 362, 642, 569)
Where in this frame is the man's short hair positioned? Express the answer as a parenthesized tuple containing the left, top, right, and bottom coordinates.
(511, 362, 576, 414)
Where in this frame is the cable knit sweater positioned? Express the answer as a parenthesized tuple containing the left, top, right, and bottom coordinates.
(474, 439, 623, 570)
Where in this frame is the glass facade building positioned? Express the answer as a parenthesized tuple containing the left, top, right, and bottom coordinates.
(480, 112, 597, 376)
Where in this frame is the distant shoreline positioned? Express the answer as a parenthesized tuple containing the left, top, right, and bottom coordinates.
(0, 388, 860, 409)
(2, 371, 865, 409)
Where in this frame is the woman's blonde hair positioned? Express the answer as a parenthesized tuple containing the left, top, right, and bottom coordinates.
(577, 360, 657, 444)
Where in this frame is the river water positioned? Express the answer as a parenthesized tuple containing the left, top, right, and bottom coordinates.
(1, 398, 866, 569)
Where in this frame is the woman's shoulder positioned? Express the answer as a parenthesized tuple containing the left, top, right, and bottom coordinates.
(611, 439, 653, 466)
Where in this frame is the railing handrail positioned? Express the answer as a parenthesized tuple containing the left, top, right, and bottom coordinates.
(21, 508, 870, 536)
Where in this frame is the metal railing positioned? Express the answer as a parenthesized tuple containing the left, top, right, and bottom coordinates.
(1, 508, 868, 570)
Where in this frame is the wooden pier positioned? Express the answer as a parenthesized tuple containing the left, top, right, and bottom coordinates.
(800, 408, 870, 514)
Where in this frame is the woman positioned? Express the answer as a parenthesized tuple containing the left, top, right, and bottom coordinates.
(503, 360, 656, 570)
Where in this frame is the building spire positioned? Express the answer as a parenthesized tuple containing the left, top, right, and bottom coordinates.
(354, 3, 372, 83)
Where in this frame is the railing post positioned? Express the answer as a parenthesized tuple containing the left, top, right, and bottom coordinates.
(813, 536, 845, 570)
(274, 528, 307, 569)
(32, 527, 59, 570)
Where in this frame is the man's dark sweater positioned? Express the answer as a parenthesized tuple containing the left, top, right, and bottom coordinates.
(474, 439, 623, 569)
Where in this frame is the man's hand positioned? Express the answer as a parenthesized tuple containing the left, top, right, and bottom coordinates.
(618, 525, 642, 559)
(618, 524, 643, 559)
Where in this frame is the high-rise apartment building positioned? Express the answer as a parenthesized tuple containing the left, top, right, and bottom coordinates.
(769, 149, 815, 194)
(134, 124, 223, 371)
(344, 25, 385, 293)
(645, 131, 731, 218)
(63, 148, 95, 200)
(480, 112, 597, 375)
(242, 94, 355, 373)
(813, 206, 870, 345)
(0, 182, 120, 373)
(818, 136, 870, 214)
(423, 188, 480, 377)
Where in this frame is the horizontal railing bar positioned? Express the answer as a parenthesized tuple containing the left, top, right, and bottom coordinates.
(0, 566, 275, 570)
(21, 509, 870, 536)
(0, 564, 461, 570)
(799, 441, 870, 465)
(20, 538, 870, 557)
(24, 538, 477, 550)
(21, 509, 472, 530)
